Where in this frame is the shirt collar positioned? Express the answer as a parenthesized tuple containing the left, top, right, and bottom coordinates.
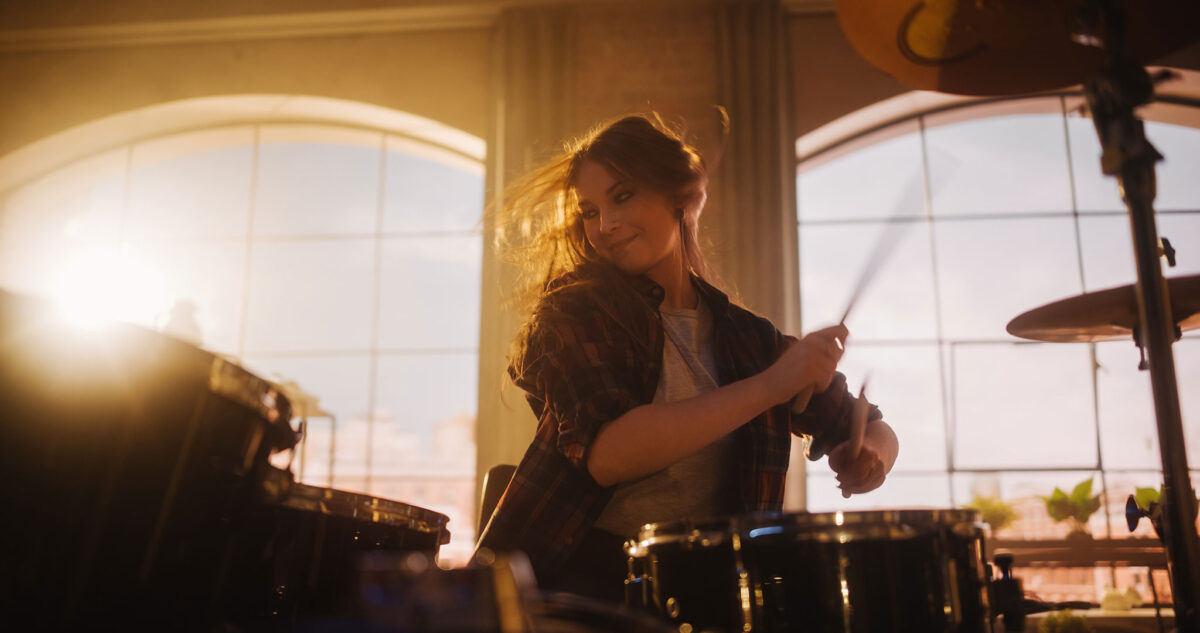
(630, 271, 732, 320)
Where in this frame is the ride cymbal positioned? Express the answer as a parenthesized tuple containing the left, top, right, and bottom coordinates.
(1006, 274, 1200, 342)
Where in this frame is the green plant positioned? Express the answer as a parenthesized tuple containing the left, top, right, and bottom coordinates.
(1038, 610, 1093, 633)
(1134, 486, 1161, 510)
(1132, 485, 1199, 520)
(965, 494, 1016, 534)
(1042, 477, 1101, 535)
(1134, 485, 1198, 508)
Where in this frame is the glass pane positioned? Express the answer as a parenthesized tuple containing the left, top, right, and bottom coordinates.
(371, 352, 478, 560)
(124, 240, 247, 355)
(0, 245, 84, 298)
(329, 416, 371, 492)
(1158, 213, 1200, 276)
(1094, 333, 1199, 470)
(2, 148, 126, 247)
(383, 138, 485, 233)
(1096, 341, 1160, 470)
(799, 220, 936, 340)
(831, 343, 946, 472)
(1070, 118, 1200, 213)
(1149, 121, 1200, 211)
(925, 106, 1072, 217)
(1078, 212, 1200, 293)
(1176, 338, 1200, 467)
(934, 217, 1083, 340)
(1, 242, 172, 328)
(806, 472, 951, 512)
(243, 239, 376, 352)
(952, 343, 1097, 469)
(126, 127, 255, 240)
(378, 235, 481, 350)
(1066, 115, 1123, 212)
(951, 471, 1105, 539)
(371, 352, 478, 468)
(254, 125, 382, 236)
(0, 246, 40, 294)
(1077, 215, 1135, 291)
(241, 353, 373, 489)
(797, 120, 925, 222)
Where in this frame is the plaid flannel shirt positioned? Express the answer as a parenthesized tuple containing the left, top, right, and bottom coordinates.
(476, 264, 879, 583)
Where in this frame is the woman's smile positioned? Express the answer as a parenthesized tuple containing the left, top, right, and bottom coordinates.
(573, 159, 682, 283)
(604, 234, 637, 255)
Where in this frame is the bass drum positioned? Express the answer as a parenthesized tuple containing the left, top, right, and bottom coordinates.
(627, 509, 989, 633)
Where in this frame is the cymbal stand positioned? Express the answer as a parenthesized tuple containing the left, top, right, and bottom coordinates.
(1073, 1, 1200, 628)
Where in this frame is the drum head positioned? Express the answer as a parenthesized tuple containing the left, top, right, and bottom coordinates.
(270, 481, 450, 538)
(632, 508, 984, 552)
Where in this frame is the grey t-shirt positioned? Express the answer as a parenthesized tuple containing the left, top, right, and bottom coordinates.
(594, 300, 739, 537)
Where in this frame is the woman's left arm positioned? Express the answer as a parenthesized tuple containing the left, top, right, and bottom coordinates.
(827, 418, 899, 495)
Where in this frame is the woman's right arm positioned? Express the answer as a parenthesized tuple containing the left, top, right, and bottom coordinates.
(586, 324, 847, 487)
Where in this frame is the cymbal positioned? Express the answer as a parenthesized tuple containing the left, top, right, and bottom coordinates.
(1006, 275, 1200, 343)
(836, 0, 1200, 96)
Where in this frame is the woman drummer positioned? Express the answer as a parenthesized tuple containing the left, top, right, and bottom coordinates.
(476, 114, 899, 602)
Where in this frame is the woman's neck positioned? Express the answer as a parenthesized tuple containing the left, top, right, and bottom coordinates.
(648, 262, 696, 310)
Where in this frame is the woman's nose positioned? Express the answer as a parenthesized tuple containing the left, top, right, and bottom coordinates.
(599, 207, 620, 233)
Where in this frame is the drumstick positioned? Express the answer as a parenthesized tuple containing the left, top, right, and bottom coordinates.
(837, 151, 964, 324)
(790, 178, 918, 413)
(838, 217, 914, 325)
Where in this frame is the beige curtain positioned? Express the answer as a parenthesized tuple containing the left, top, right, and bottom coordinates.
(475, 6, 577, 513)
(713, 0, 807, 509)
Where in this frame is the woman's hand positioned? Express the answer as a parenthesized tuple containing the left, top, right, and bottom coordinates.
(764, 324, 848, 406)
(827, 418, 899, 496)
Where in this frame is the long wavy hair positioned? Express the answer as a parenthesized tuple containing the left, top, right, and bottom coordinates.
(497, 113, 719, 309)
(495, 113, 724, 371)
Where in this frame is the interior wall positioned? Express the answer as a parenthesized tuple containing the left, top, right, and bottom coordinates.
(787, 13, 907, 139)
(0, 28, 490, 160)
(0, 0, 495, 29)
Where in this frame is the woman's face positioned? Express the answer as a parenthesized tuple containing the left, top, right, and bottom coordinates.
(573, 159, 682, 282)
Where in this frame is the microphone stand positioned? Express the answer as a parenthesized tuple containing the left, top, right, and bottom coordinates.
(1073, 1, 1200, 629)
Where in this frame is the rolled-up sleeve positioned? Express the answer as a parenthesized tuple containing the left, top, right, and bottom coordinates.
(509, 312, 644, 470)
(791, 372, 883, 460)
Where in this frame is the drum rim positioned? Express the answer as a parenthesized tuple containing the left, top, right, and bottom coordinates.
(275, 482, 451, 534)
(629, 509, 984, 552)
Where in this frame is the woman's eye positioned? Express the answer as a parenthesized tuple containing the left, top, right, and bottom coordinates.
(579, 207, 598, 220)
(614, 190, 634, 203)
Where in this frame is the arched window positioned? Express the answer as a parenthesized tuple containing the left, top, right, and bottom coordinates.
(796, 89, 1199, 598)
(0, 97, 485, 564)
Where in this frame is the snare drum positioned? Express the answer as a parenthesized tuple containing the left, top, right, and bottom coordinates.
(627, 510, 989, 633)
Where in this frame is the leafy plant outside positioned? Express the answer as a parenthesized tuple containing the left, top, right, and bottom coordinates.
(965, 494, 1017, 534)
(1042, 477, 1101, 535)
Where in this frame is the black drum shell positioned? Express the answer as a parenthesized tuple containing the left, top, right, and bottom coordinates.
(229, 480, 450, 628)
(0, 291, 291, 629)
(0, 291, 452, 629)
(628, 510, 990, 633)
